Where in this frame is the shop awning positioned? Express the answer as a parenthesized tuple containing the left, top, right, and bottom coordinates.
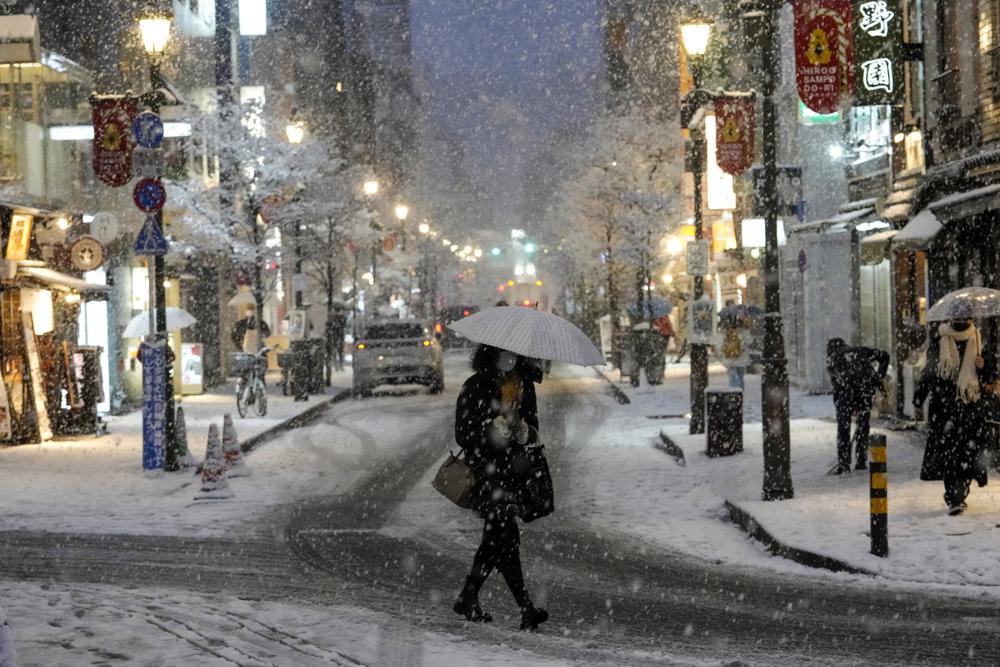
(17, 266, 110, 295)
(860, 229, 898, 264)
(893, 209, 942, 249)
(927, 183, 1000, 222)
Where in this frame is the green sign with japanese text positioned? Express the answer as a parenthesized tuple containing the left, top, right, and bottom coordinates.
(853, 0, 903, 106)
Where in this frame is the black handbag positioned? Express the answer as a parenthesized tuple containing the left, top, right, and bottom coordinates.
(520, 444, 554, 523)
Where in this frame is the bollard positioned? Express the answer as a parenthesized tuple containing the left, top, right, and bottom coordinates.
(869, 434, 888, 557)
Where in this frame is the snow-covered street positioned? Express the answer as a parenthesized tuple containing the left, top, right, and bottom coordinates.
(4, 354, 1000, 665)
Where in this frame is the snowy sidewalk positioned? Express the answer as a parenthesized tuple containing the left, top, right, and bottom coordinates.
(0, 369, 354, 537)
(583, 364, 1000, 593)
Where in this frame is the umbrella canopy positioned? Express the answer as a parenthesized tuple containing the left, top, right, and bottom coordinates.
(927, 287, 1000, 321)
(227, 290, 256, 307)
(448, 306, 605, 366)
(122, 307, 197, 338)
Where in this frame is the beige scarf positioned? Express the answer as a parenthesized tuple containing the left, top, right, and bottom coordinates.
(938, 322, 981, 404)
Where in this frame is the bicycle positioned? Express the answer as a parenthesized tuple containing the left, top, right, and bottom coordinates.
(232, 347, 271, 418)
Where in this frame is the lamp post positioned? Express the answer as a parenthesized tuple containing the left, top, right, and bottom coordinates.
(749, 3, 793, 500)
(139, 9, 178, 471)
(680, 17, 712, 436)
(286, 120, 305, 308)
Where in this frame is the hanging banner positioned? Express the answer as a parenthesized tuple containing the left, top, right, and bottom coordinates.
(852, 0, 903, 105)
(714, 96, 755, 175)
(91, 98, 136, 187)
(794, 0, 854, 114)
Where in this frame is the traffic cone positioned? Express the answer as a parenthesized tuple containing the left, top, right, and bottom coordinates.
(222, 413, 250, 478)
(195, 424, 234, 500)
(0, 607, 16, 667)
(175, 406, 198, 469)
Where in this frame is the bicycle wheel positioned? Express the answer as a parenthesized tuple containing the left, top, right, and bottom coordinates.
(236, 379, 250, 418)
(253, 379, 267, 417)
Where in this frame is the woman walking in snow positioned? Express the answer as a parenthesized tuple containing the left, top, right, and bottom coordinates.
(452, 344, 549, 630)
(914, 318, 990, 515)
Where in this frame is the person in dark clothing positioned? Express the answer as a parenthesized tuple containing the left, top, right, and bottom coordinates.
(327, 309, 347, 371)
(826, 338, 890, 474)
(453, 344, 549, 630)
(914, 318, 989, 515)
(231, 308, 271, 352)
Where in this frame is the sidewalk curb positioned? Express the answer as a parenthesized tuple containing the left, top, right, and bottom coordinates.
(592, 367, 631, 404)
(240, 388, 352, 454)
(724, 499, 875, 576)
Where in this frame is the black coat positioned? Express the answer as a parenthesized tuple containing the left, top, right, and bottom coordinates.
(828, 345, 889, 411)
(455, 370, 539, 512)
(915, 338, 989, 485)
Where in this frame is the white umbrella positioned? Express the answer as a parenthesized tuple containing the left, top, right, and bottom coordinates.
(926, 287, 1000, 322)
(122, 307, 197, 338)
(227, 290, 256, 307)
(448, 306, 605, 366)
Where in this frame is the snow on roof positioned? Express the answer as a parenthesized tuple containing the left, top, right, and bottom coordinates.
(881, 202, 911, 221)
(789, 207, 874, 234)
(927, 182, 1000, 215)
(860, 229, 898, 245)
(893, 209, 942, 246)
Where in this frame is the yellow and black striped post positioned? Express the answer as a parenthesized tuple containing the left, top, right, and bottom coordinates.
(869, 434, 888, 557)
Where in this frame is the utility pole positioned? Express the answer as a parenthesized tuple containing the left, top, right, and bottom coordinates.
(755, 1, 794, 500)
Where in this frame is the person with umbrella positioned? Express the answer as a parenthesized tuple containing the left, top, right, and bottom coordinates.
(914, 317, 989, 515)
(452, 344, 549, 630)
(446, 307, 602, 629)
(912, 287, 1000, 514)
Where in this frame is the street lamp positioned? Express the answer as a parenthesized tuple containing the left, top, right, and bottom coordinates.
(746, 4, 793, 500)
(138, 8, 178, 471)
(363, 179, 379, 196)
(418, 222, 430, 235)
(394, 204, 409, 222)
(285, 120, 305, 144)
(680, 15, 712, 436)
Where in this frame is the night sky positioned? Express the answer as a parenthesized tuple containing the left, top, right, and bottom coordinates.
(411, 0, 606, 231)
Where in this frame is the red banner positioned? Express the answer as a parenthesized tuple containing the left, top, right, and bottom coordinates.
(92, 98, 136, 187)
(715, 97, 755, 176)
(794, 0, 854, 114)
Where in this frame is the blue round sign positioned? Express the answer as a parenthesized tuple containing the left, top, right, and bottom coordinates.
(133, 111, 164, 149)
(133, 178, 166, 213)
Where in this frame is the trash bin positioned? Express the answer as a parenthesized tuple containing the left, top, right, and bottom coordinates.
(306, 338, 325, 394)
(617, 333, 639, 387)
(285, 341, 312, 401)
(705, 387, 743, 457)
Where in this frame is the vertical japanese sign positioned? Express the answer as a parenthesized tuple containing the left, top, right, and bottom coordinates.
(140, 341, 167, 473)
(794, 0, 855, 114)
(714, 96, 755, 175)
(91, 98, 136, 187)
(852, 0, 903, 105)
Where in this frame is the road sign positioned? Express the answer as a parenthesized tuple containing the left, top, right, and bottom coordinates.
(140, 341, 167, 473)
(90, 211, 119, 244)
(133, 178, 166, 213)
(134, 214, 168, 256)
(132, 148, 165, 179)
(686, 240, 710, 276)
(133, 111, 164, 149)
(70, 236, 105, 271)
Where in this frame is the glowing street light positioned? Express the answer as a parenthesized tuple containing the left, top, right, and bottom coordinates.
(680, 17, 713, 57)
(363, 180, 379, 196)
(285, 121, 305, 144)
(395, 204, 409, 221)
(139, 11, 172, 57)
(418, 222, 431, 234)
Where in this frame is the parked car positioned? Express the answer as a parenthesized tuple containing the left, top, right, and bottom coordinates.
(352, 320, 444, 396)
(434, 305, 480, 348)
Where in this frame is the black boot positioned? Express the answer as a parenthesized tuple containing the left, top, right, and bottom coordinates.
(519, 603, 549, 630)
(453, 578, 492, 623)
